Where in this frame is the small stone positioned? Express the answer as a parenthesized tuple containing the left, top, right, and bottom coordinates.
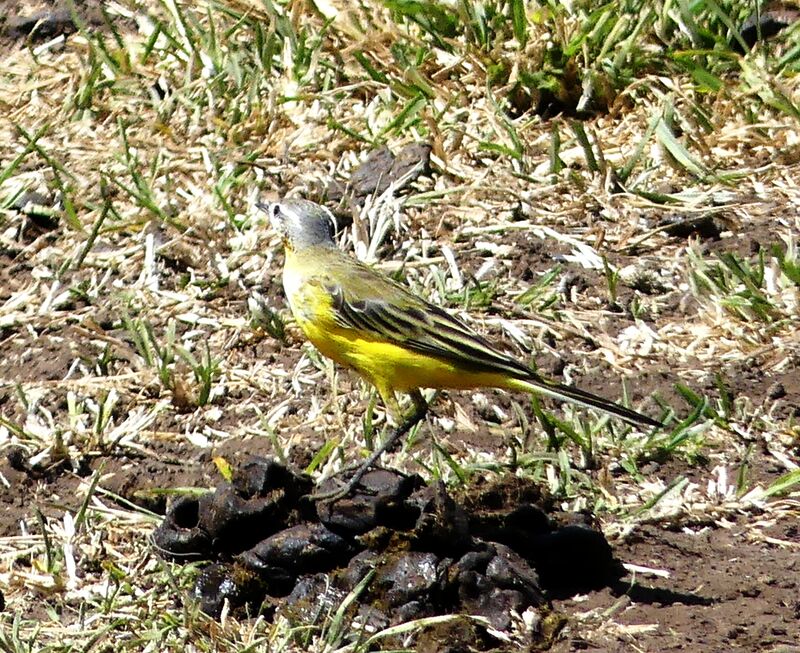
(317, 469, 421, 535)
(194, 563, 266, 618)
(726, 625, 743, 639)
(4, 9, 76, 40)
(345, 142, 431, 200)
(767, 382, 787, 400)
(390, 142, 432, 182)
(469, 502, 551, 552)
(152, 495, 212, 559)
(6, 447, 28, 472)
(485, 543, 543, 604)
(238, 523, 354, 594)
(349, 147, 395, 197)
(659, 213, 727, 240)
(282, 573, 347, 623)
(154, 458, 314, 559)
(409, 481, 471, 554)
(528, 525, 620, 592)
(379, 551, 441, 608)
(739, 6, 800, 49)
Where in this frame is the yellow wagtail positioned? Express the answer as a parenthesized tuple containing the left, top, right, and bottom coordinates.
(258, 198, 660, 498)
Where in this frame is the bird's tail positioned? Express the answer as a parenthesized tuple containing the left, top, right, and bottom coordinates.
(505, 375, 662, 428)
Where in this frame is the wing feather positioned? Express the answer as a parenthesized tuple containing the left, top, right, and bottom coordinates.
(323, 270, 532, 379)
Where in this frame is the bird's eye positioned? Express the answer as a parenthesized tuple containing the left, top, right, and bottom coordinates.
(270, 204, 282, 221)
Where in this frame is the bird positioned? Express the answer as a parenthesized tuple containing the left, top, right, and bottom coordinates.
(258, 198, 661, 500)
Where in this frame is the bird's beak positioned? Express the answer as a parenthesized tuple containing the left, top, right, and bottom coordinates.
(255, 200, 286, 238)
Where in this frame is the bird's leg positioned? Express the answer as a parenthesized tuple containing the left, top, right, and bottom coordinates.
(310, 390, 428, 503)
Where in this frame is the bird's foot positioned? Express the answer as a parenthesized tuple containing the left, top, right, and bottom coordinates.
(306, 467, 374, 503)
(308, 400, 428, 503)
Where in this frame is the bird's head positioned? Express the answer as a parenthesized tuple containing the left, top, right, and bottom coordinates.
(256, 198, 336, 251)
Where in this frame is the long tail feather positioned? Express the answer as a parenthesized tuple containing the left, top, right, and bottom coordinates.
(509, 376, 662, 428)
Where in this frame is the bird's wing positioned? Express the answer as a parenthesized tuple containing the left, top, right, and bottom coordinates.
(319, 259, 533, 379)
(307, 255, 661, 429)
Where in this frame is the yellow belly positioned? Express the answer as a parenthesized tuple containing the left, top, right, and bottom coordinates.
(296, 313, 509, 393)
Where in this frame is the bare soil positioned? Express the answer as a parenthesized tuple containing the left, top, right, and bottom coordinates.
(1, 2, 799, 650)
(1, 232, 797, 649)
(553, 518, 800, 652)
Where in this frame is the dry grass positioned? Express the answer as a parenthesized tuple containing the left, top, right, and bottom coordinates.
(0, 0, 799, 650)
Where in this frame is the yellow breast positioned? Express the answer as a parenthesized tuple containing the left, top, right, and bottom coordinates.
(282, 247, 353, 363)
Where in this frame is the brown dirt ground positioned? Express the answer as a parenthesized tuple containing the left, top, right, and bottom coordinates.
(1, 3, 799, 650)
(2, 424, 797, 650)
(2, 239, 798, 650)
(552, 517, 800, 652)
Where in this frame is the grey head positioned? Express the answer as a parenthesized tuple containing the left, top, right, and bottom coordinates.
(256, 198, 336, 251)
